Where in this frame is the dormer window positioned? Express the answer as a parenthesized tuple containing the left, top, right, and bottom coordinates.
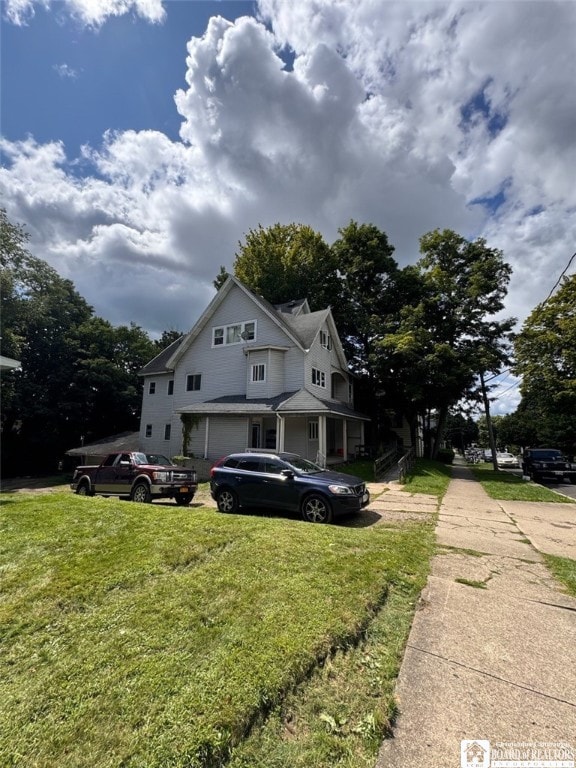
(213, 321, 256, 347)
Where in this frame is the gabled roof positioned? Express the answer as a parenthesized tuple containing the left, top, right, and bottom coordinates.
(138, 336, 184, 376)
(274, 298, 310, 315)
(0, 355, 21, 371)
(140, 276, 348, 373)
(166, 276, 340, 368)
(66, 431, 140, 456)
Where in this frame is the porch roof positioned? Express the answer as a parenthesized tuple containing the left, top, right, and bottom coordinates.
(177, 389, 370, 421)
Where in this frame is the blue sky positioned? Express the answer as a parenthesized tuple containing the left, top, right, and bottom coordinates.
(1, 0, 576, 415)
(2, 3, 256, 154)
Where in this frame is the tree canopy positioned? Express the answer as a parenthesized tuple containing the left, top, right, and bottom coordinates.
(377, 229, 515, 455)
(1, 209, 157, 474)
(229, 223, 340, 311)
(506, 274, 576, 453)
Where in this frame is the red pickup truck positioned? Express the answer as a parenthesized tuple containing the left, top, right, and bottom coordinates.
(71, 452, 198, 505)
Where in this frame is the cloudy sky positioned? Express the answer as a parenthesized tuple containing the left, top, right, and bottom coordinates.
(1, 0, 575, 413)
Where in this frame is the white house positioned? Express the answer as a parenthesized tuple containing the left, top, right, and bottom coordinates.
(138, 276, 370, 465)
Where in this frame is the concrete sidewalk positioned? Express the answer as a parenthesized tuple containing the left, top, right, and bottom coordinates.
(376, 461, 576, 768)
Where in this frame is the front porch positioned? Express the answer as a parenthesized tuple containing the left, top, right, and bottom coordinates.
(246, 413, 366, 466)
(178, 390, 370, 467)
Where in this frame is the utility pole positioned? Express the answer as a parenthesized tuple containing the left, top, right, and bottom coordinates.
(480, 371, 498, 470)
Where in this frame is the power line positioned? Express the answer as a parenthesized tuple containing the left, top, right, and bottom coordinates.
(541, 250, 576, 305)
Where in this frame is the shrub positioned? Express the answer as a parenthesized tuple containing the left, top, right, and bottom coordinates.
(436, 448, 455, 464)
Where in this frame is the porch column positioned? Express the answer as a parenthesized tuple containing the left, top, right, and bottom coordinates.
(342, 419, 348, 461)
(318, 414, 327, 467)
(276, 414, 285, 452)
(203, 416, 210, 459)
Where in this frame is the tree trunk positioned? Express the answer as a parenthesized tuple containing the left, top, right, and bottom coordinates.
(431, 405, 448, 459)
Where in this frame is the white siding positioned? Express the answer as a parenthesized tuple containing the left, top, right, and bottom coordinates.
(284, 417, 319, 461)
(246, 348, 288, 398)
(139, 373, 177, 453)
(207, 417, 248, 459)
(172, 284, 302, 412)
(304, 324, 350, 403)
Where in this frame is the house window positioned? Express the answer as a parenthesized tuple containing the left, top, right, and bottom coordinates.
(164, 424, 171, 440)
(251, 364, 266, 382)
(149, 381, 156, 394)
(145, 424, 152, 438)
(320, 330, 332, 350)
(168, 380, 174, 395)
(212, 320, 256, 347)
(309, 421, 319, 440)
(311, 368, 326, 388)
(186, 374, 202, 391)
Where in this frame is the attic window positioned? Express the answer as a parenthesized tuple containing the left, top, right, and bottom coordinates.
(213, 321, 256, 347)
(320, 330, 332, 350)
(312, 368, 326, 388)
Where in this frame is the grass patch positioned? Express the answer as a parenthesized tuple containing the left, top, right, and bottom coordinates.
(402, 459, 451, 499)
(337, 460, 375, 482)
(0, 491, 434, 768)
(471, 465, 575, 503)
(542, 554, 576, 597)
(437, 546, 487, 558)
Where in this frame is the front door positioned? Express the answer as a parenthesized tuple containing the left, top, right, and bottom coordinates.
(251, 423, 261, 449)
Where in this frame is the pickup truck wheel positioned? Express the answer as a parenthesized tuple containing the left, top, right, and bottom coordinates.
(132, 482, 152, 504)
(76, 481, 92, 496)
(175, 493, 194, 506)
(301, 493, 333, 524)
(216, 488, 238, 514)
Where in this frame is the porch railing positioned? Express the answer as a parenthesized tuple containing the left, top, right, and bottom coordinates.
(373, 445, 416, 482)
(398, 446, 416, 483)
(373, 446, 400, 481)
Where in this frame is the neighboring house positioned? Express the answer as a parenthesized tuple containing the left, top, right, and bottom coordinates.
(138, 276, 370, 465)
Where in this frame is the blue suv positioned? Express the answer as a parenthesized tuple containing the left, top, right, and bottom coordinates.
(210, 451, 370, 524)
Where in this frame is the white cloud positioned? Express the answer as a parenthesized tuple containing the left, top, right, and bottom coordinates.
(3, 0, 165, 26)
(1, 0, 575, 364)
(53, 63, 78, 78)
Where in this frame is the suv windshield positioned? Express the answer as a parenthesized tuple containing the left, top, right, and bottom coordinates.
(282, 455, 323, 474)
(529, 450, 564, 460)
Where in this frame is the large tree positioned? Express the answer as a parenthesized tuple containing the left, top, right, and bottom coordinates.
(1, 210, 156, 474)
(510, 274, 576, 453)
(379, 229, 515, 457)
(228, 223, 340, 310)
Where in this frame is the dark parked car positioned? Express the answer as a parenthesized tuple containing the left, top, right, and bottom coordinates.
(522, 448, 576, 484)
(210, 451, 370, 524)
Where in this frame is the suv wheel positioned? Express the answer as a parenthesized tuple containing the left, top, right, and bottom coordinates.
(216, 488, 238, 514)
(301, 493, 333, 524)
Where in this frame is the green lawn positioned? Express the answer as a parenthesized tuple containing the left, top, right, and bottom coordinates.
(0, 490, 434, 768)
(542, 554, 576, 598)
(401, 459, 452, 498)
(471, 463, 576, 503)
